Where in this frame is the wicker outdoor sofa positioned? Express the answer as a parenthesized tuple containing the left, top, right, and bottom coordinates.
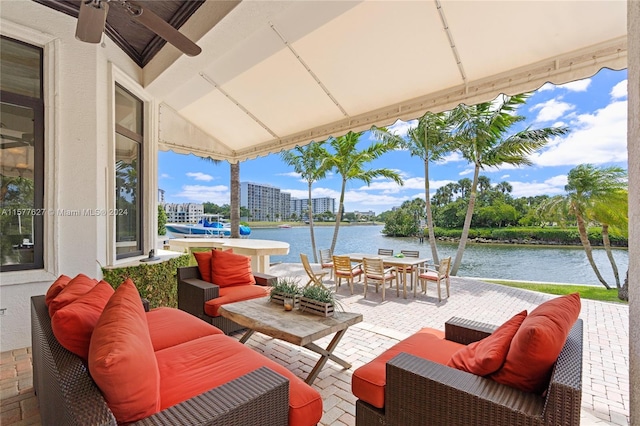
(31, 294, 289, 425)
(177, 265, 276, 334)
(355, 316, 584, 426)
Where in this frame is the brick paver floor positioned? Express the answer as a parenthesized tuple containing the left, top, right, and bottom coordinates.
(0, 263, 629, 425)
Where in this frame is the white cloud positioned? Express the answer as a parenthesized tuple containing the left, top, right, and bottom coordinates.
(532, 100, 627, 166)
(387, 119, 417, 137)
(557, 79, 591, 92)
(536, 83, 555, 92)
(175, 184, 229, 204)
(160, 173, 171, 179)
(530, 99, 575, 123)
(509, 175, 568, 198)
(439, 152, 464, 164)
(278, 171, 301, 178)
(501, 174, 510, 179)
(611, 80, 627, 99)
(186, 172, 214, 182)
(459, 168, 473, 176)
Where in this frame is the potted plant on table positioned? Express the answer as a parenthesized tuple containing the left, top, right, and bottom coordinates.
(299, 285, 335, 317)
(269, 277, 302, 311)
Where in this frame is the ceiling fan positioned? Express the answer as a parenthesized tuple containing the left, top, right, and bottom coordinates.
(75, 0, 202, 57)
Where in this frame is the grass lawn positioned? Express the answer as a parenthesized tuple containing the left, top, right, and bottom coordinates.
(482, 279, 627, 304)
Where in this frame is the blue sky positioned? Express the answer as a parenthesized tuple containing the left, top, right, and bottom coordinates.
(158, 68, 628, 215)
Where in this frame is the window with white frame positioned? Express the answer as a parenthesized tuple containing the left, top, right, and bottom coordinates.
(115, 84, 143, 259)
(0, 36, 44, 272)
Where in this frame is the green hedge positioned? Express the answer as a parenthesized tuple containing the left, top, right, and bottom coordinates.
(431, 226, 627, 246)
(101, 254, 190, 308)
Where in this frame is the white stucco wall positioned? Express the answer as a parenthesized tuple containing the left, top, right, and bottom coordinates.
(628, 2, 639, 424)
(0, 0, 146, 351)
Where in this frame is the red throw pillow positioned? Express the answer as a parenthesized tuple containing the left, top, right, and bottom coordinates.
(491, 293, 581, 394)
(193, 251, 213, 283)
(51, 280, 115, 360)
(48, 274, 97, 317)
(45, 274, 71, 306)
(211, 249, 255, 287)
(448, 310, 527, 376)
(88, 279, 160, 423)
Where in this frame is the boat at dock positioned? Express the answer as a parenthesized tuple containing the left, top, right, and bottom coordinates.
(166, 214, 251, 237)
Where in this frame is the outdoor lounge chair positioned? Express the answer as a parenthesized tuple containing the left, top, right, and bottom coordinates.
(354, 315, 584, 426)
(301, 253, 328, 288)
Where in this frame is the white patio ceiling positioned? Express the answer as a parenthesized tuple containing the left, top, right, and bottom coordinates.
(145, 0, 627, 162)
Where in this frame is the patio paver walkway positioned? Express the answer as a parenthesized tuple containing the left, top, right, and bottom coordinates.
(0, 263, 629, 425)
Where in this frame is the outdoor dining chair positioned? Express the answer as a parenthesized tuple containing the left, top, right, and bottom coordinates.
(300, 253, 329, 289)
(417, 256, 451, 301)
(332, 255, 363, 295)
(400, 250, 421, 289)
(377, 248, 394, 256)
(318, 248, 334, 280)
(362, 257, 397, 302)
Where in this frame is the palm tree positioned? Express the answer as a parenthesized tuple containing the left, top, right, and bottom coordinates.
(403, 112, 452, 264)
(558, 164, 627, 289)
(538, 165, 627, 290)
(448, 94, 568, 276)
(324, 130, 403, 254)
(280, 142, 330, 262)
(591, 188, 628, 290)
(230, 162, 240, 238)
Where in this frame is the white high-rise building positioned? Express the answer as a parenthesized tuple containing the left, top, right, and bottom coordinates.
(163, 203, 204, 223)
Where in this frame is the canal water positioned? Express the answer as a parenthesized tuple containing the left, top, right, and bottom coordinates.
(247, 225, 629, 286)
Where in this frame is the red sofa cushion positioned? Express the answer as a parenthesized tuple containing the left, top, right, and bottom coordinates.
(146, 307, 223, 351)
(88, 279, 160, 423)
(352, 327, 464, 409)
(447, 310, 527, 376)
(155, 334, 322, 426)
(45, 274, 71, 306)
(193, 250, 214, 283)
(491, 293, 581, 394)
(211, 249, 255, 287)
(48, 274, 97, 317)
(51, 280, 115, 360)
(204, 285, 270, 317)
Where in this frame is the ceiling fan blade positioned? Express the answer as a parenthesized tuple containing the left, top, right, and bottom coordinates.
(128, 2, 202, 57)
(75, 0, 109, 44)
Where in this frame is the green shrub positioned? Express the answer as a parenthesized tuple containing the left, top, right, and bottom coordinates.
(101, 254, 190, 308)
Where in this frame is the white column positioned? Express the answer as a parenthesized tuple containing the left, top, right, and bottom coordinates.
(628, 1, 639, 424)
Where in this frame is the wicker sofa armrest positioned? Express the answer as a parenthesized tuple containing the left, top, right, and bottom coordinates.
(385, 352, 545, 425)
(132, 367, 288, 426)
(253, 272, 277, 286)
(177, 266, 219, 322)
(444, 316, 497, 345)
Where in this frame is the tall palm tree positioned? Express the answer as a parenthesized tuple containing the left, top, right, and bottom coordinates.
(448, 94, 568, 276)
(561, 164, 627, 289)
(229, 162, 240, 238)
(403, 112, 452, 264)
(591, 188, 628, 290)
(280, 142, 330, 262)
(538, 165, 627, 290)
(324, 130, 403, 254)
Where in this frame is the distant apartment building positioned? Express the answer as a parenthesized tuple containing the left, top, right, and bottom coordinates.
(158, 188, 165, 203)
(280, 192, 291, 221)
(352, 210, 376, 219)
(241, 182, 288, 221)
(290, 197, 336, 218)
(163, 203, 204, 223)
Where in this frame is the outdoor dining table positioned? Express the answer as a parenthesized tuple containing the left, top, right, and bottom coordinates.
(341, 252, 431, 299)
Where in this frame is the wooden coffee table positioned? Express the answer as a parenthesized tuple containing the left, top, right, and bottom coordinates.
(219, 298, 363, 385)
